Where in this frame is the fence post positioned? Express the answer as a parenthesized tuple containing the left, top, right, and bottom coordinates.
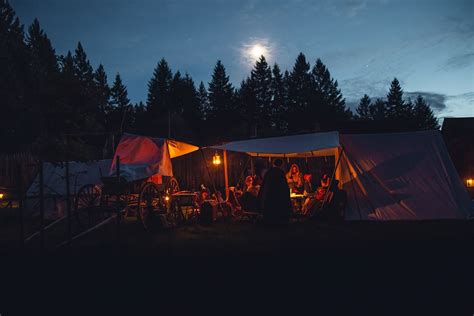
(65, 160, 72, 248)
(18, 164, 24, 250)
(39, 159, 45, 252)
(116, 155, 121, 247)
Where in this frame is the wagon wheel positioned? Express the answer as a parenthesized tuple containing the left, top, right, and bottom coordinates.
(138, 182, 165, 230)
(165, 177, 180, 195)
(75, 184, 102, 229)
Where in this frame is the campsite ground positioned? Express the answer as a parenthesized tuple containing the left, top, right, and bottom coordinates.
(1, 217, 473, 313)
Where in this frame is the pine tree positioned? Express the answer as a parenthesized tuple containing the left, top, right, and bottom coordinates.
(94, 64, 110, 122)
(356, 94, 371, 119)
(250, 55, 273, 135)
(238, 76, 257, 137)
(108, 73, 131, 133)
(27, 18, 58, 80)
(208, 60, 234, 120)
(413, 95, 439, 130)
(146, 58, 172, 116)
(311, 58, 351, 127)
(0, 0, 31, 148)
(287, 53, 312, 132)
(386, 78, 412, 121)
(73, 42, 94, 85)
(369, 98, 386, 121)
(196, 81, 209, 120)
(271, 63, 288, 132)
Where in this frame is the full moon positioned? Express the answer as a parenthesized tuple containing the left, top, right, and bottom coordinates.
(249, 44, 266, 60)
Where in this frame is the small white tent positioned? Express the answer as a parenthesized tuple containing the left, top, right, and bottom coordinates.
(26, 160, 112, 218)
(211, 131, 472, 220)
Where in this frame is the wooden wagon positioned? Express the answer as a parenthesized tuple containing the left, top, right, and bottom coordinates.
(74, 134, 199, 230)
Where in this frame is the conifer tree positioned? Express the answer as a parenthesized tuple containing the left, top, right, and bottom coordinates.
(356, 94, 371, 119)
(250, 55, 273, 134)
(94, 64, 110, 121)
(207, 60, 234, 120)
(271, 63, 288, 132)
(146, 58, 172, 116)
(197, 81, 209, 120)
(369, 98, 386, 121)
(413, 95, 439, 130)
(386, 78, 412, 121)
(108, 73, 131, 133)
(287, 53, 312, 132)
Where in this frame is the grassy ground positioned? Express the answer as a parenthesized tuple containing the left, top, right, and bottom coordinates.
(2, 213, 472, 257)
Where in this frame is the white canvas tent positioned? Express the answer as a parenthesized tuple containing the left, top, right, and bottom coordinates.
(211, 131, 472, 220)
(26, 160, 112, 219)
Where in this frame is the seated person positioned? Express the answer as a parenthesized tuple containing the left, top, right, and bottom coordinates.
(286, 163, 303, 193)
(243, 175, 260, 197)
(303, 174, 314, 196)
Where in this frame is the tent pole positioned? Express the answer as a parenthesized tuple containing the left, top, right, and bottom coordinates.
(321, 147, 344, 211)
(223, 150, 229, 201)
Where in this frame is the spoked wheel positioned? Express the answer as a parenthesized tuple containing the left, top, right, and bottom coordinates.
(165, 177, 180, 195)
(75, 184, 102, 229)
(138, 182, 165, 230)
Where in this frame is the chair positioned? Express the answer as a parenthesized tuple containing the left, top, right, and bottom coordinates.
(228, 187, 261, 223)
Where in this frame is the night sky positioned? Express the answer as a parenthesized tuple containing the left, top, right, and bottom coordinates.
(11, 0, 474, 119)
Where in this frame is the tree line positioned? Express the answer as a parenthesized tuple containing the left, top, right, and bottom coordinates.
(0, 1, 439, 160)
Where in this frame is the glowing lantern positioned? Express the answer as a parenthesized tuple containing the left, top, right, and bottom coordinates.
(165, 196, 170, 202)
(0, 193, 4, 199)
(467, 178, 473, 188)
(212, 152, 221, 166)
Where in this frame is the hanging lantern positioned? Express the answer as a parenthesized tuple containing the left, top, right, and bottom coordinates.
(467, 178, 473, 188)
(0, 193, 4, 199)
(212, 152, 222, 165)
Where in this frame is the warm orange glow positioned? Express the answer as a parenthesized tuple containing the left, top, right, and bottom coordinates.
(212, 152, 221, 165)
(467, 179, 474, 187)
(0, 193, 4, 199)
(165, 196, 170, 201)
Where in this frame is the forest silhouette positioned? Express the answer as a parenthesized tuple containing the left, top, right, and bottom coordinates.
(0, 1, 439, 161)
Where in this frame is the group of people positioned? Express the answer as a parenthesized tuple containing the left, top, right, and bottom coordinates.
(197, 159, 342, 224)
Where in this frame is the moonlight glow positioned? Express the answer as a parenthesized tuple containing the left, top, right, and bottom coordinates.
(249, 44, 266, 60)
(241, 38, 274, 67)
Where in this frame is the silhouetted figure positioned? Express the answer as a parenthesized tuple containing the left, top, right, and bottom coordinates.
(258, 158, 292, 224)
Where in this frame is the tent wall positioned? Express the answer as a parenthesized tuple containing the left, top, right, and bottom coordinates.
(340, 131, 472, 220)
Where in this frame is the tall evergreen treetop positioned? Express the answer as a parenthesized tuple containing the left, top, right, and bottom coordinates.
(73, 42, 94, 84)
(197, 81, 209, 120)
(147, 58, 172, 114)
(413, 95, 439, 130)
(208, 60, 234, 115)
(27, 18, 58, 78)
(386, 78, 412, 120)
(94, 64, 110, 113)
(356, 94, 371, 119)
(250, 55, 273, 133)
(109, 73, 130, 108)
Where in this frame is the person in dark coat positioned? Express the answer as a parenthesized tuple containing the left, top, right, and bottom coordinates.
(258, 158, 292, 224)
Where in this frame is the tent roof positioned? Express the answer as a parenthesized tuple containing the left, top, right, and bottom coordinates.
(167, 139, 199, 158)
(209, 131, 339, 157)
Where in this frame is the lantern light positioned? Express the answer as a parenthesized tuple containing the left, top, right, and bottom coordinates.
(165, 195, 170, 202)
(0, 193, 4, 199)
(212, 152, 221, 165)
(467, 178, 473, 188)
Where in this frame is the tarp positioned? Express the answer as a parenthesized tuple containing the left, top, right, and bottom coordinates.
(26, 160, 112, 219)
(339, 131, 472, 220)
(109, 133, 199, 181)
(210, 131, 339, 157)
(27, 160, 112, 197)
(209, 130, 472, 220)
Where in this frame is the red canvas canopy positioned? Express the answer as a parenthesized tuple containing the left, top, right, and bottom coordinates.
(109, 133, 198, 181)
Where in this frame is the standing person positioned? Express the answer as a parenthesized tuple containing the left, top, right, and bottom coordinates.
(286, 163, 303, 193)
(258, 158, 292, 224)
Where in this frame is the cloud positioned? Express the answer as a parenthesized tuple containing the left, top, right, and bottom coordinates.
(405, 92, 447, 111)
(442, 52, 474, 70)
